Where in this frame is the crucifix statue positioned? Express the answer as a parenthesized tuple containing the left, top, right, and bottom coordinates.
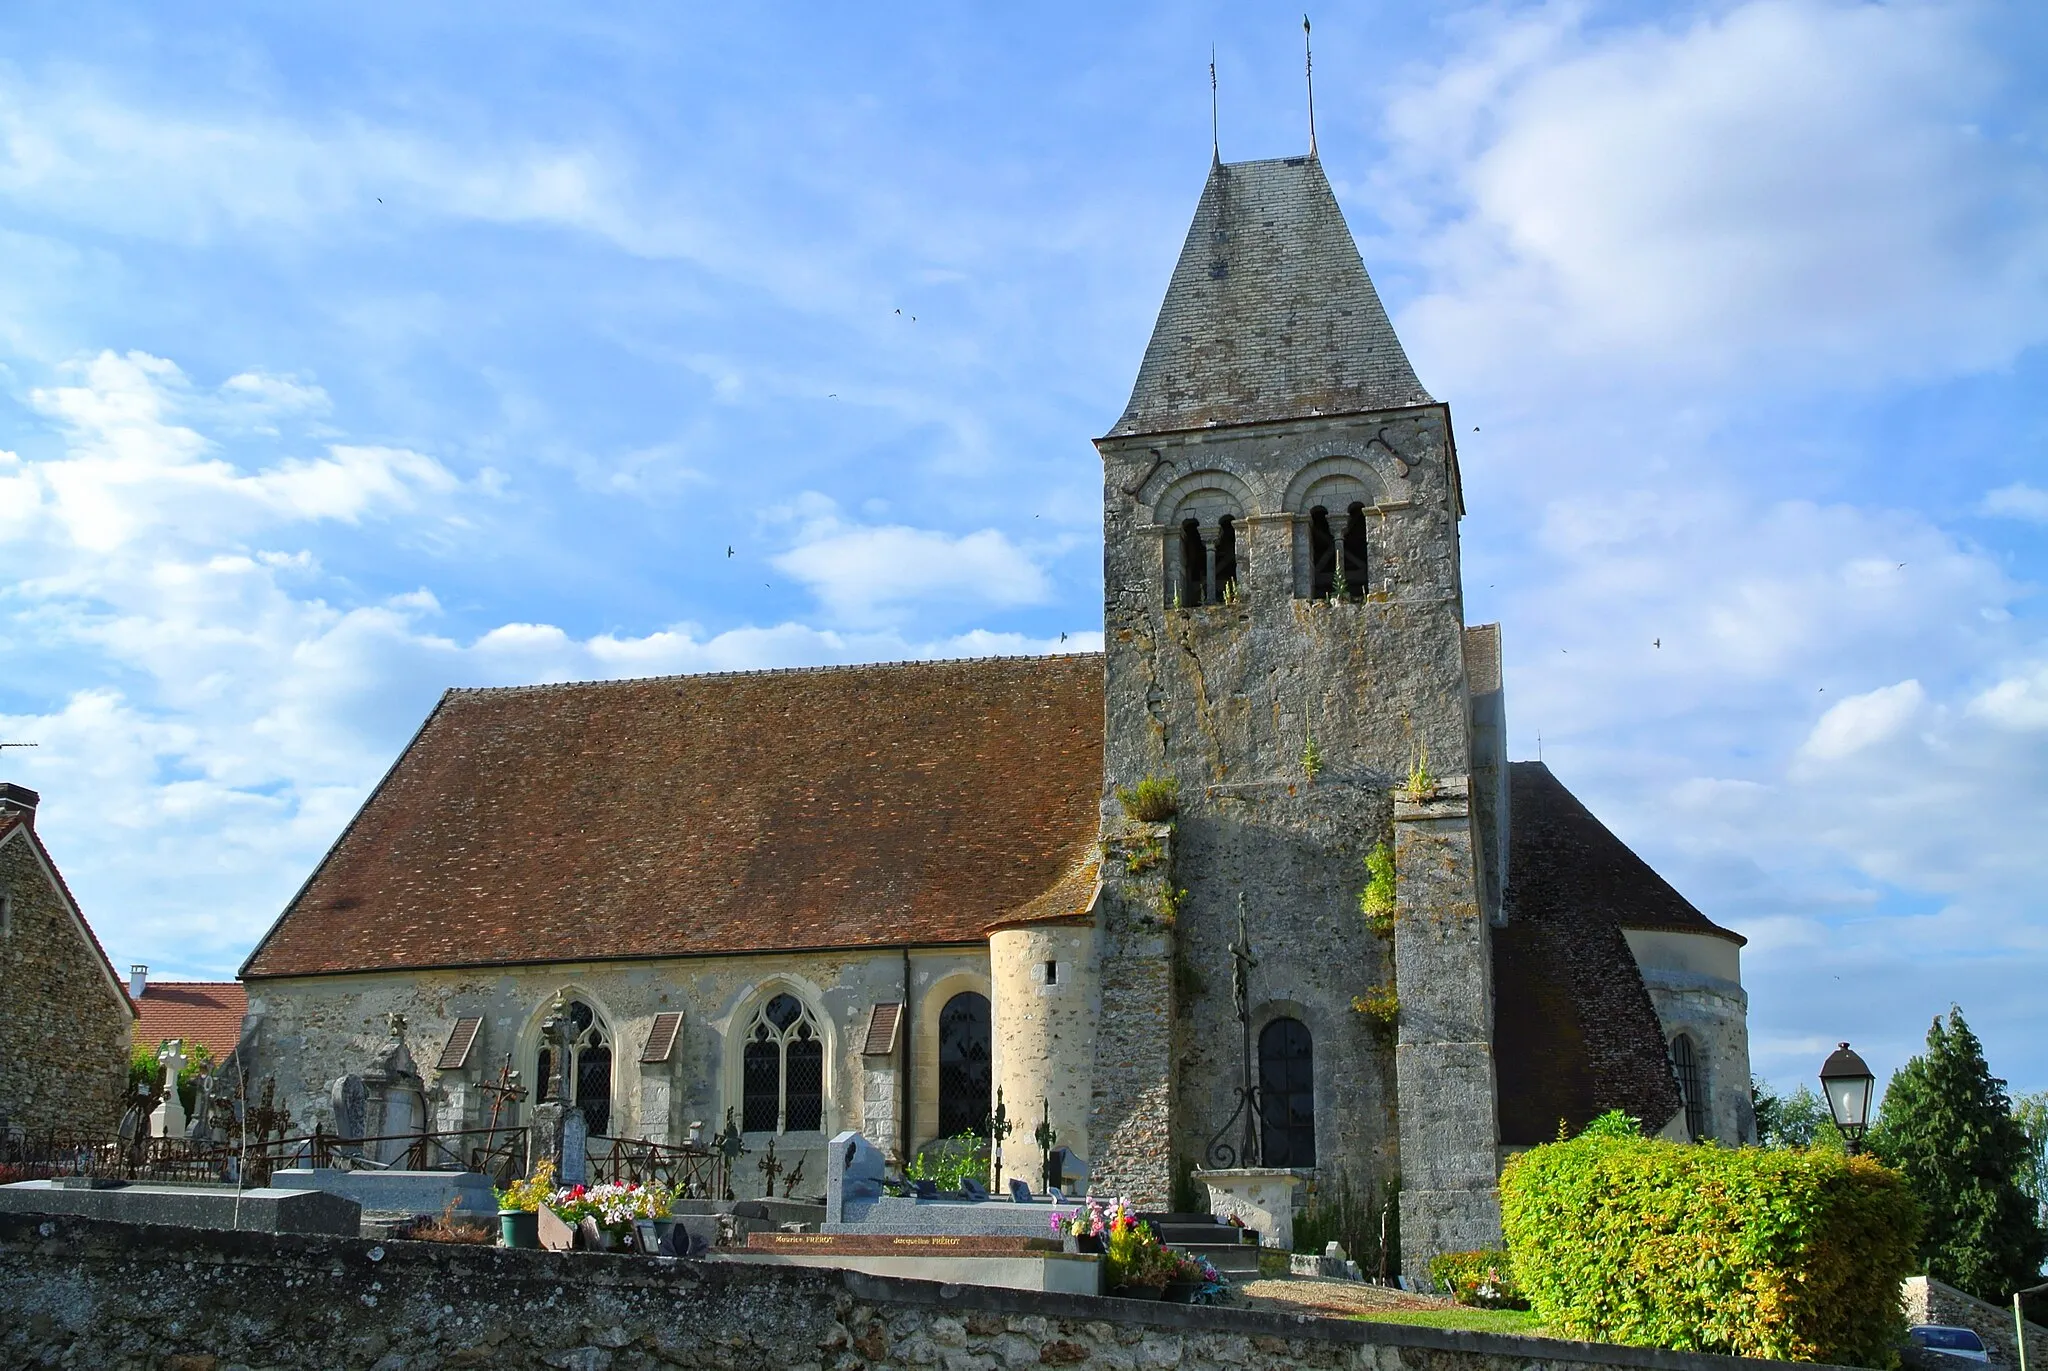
(1203, 893, 1264, 1169)
(757, 1137, 784, 1198)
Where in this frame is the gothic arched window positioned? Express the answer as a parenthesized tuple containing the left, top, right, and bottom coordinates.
(742, 992, 824, 1133)
(1258, 1017, 1316, 1166)
(937, 992, 993, 1137)
(1670, 1034, 1706, 1141)
(536, 998, 613, 1136)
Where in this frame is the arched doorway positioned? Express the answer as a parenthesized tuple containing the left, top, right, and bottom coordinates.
(937, 992, 992, 1137)
(1258, 1017, 1315, 1166)
(536, 998, 613, 1137)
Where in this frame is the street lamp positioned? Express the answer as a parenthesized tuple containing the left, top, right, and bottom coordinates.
(1819, 1042, 1876, 1155)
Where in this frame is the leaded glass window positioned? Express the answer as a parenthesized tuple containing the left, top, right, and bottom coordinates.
(1671, 1034, 1706, 1141)
(937, 992, 992, 1137)
(536, 998, 613, 1137)
(742, 992, 825, 1134)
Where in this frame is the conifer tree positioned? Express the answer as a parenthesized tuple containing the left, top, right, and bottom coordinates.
(1868, 1007, 2047, 1300)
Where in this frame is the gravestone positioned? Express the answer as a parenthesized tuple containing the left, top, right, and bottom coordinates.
(361, 1016, 425, 1166)
(185, 1076, 215, 1143)
(1048, 1147, 1088, 1196)
(824, 1130, 885, 1225)
(328, 1075, 367, 1148)
(148, 1041, 188, 1140)
(1008, 1179, 1032, 1204)
(538, 1204, 575, 1252)
(560, 1109, 588, 1187)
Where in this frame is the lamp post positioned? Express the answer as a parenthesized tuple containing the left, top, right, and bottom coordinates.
(2013, 1279, 2048, 1371)
(1818, 1042, 1876, 1155)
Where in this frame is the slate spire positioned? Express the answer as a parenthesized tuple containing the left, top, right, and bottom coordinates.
(1109, 154, 1431, 438)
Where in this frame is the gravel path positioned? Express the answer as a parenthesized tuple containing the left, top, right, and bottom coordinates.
(1233, 1277, 1462, 1319)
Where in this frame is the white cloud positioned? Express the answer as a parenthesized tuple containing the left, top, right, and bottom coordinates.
(1969, 664, 2048, 732)
(770, 493, 1054, 624)
(6, 351, 462, 553)
(1981, 483, 2048, 524)
(1388, 0, 2048, 390)
(1798, 680, 1926, 763)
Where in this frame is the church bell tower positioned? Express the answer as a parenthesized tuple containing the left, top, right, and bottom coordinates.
(1089, 152, 1504, 1275)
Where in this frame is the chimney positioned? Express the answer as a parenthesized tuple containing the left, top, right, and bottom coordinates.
(130, 964, 148, 1000)
(0, 783, 38, 824)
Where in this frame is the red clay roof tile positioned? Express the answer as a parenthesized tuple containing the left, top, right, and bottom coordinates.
(244, 656, 1106, 977)
(134, 981, 247, 1060)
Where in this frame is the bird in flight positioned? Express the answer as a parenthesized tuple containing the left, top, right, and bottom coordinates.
(727, 546, 735, 558)
(1059, 632, 1068, 643)
(1653, 638, 1661, 649)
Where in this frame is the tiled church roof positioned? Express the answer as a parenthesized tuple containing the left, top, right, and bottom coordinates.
(134, 981, 248, 1061)
(242, 656, 1105, 978)
(1492, 761, 1734, 1144)
(1108, 155, 1433, 438)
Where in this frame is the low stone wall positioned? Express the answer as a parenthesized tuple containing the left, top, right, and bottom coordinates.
(1903, 1276, 2048, 1370)
(0, 1211, 1858, 1371)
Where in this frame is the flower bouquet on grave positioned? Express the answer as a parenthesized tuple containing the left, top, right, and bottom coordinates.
(1048, 1196, 1111, 1253)
(494, 1159, 555, 1248)
(544, 1180, 675, 1250)
(1103, 1203, 1172, 1298)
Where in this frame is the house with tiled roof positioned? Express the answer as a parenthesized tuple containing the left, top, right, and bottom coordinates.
(129, 971, 248, 1065)
(239, 150, 1750, 1277)
(0, 784, 136, 1138)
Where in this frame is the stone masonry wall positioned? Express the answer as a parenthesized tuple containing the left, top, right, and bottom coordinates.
(1393, 780, 1504, 1272)
(0, 827, 130, 1138)
(247, 946, 987, 1192)
(1098, 406, 1484, 1228)
(1, 1213, 1861, 1371)
(1088, 822, 1176, 1208)
(1902, 1276, 2048, 1370)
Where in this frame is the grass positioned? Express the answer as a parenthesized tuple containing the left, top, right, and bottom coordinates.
(1349, 1308, 1545, 1336)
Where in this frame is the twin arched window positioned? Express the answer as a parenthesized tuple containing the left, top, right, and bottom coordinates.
(537, 998, 614, 1136)
(1307, 503, 1370, 600)
(1258, 1017, 1316, 1166)
(743, 992, 824, 1133)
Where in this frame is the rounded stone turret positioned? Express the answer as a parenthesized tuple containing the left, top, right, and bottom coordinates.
(988, 921, 1097, 1191)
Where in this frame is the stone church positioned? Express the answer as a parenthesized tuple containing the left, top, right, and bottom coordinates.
(239, 151, 1752, 1273)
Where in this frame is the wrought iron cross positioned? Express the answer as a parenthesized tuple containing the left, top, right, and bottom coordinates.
(1204, 893, 1263, 1168)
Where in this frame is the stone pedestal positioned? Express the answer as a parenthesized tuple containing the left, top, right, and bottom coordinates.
(1193, 1167, 1304, 1249)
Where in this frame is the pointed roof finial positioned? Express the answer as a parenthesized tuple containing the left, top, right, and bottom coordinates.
(1304, 15, 1317, 156)
(1210, 44, 1220, 165)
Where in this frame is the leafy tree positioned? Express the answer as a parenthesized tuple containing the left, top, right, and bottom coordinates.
(1754, 1081, 1841, 1152)
(127, 1039, 214, 1115)
(1868, 1007, 2047, 1299)
(2016, 1092, 2048, 1228)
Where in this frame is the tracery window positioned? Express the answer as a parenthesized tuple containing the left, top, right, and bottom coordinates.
(937, 992, 993, 1137)
(536, 998, 613, 1136)
(743, 992, 824, 1133)
(1670, 1034, 1706, 1141)
(1258, 1017, 1316, 1166)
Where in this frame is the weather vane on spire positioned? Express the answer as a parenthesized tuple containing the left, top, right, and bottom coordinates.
(1304, 15, 1318, 156)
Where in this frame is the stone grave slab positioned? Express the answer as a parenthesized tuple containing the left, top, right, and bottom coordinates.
(747, 1232, 1061, 1255)
(270, 1168, 496, 1219)
(0, 1181, 360, 1235)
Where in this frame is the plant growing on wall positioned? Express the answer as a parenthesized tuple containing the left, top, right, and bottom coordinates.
(1116, 774, 1179, 823)
(1301, 727, 1324, 781)
(1153, 884, 1187, 926)
(1358, 841, 1396, 938)
(1124, 834, 1164, 875)
(1352, 983, 1399, 1034)
(1404, 744, 1437, 800)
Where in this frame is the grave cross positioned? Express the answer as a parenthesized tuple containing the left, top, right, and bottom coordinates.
(989, 1086, 1013, 1192)
(756, 1136, 783, 1198)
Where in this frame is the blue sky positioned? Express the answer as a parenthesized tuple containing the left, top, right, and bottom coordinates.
(2, 1, 2044, 1102)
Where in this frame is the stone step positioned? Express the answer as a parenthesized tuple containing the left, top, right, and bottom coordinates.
(1153, 1222, 1255, 1246)
(1169, 1242, 1262, 1274)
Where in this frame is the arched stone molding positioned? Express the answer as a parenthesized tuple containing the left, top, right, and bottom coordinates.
(1152, 470, 1255, 608)
(515, 982, 626, 1139)
(1280, 451, 1396, 515)
(719, 975, 838, 1140)
(911, 967, 993, 1154)
(1283, 454, 1394, 598)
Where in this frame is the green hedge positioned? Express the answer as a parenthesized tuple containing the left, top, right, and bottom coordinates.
(1501, 1134, 1923, 1367)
